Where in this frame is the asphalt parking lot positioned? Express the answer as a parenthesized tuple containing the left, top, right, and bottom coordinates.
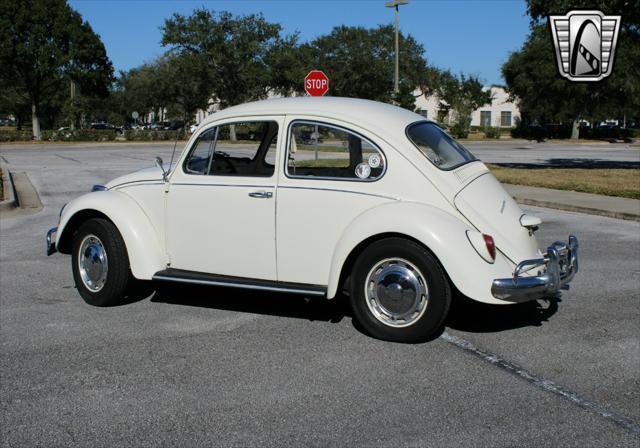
(1, 142, 639, 446)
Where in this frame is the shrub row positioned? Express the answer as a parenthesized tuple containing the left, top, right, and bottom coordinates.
(483, 127, 502, 139)
(0, 131, 33, 142)
(0, 129, 191, 142)
(42, 129, 118, 141)
(511, 123, 639, 141)
(124, 130, 188, 141)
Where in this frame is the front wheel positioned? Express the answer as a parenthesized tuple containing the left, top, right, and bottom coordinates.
(350, 238, 451, 343)
(71, 218, 132, 307)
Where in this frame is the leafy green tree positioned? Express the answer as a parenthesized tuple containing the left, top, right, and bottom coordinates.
(161, 9, 287, 108)
(437, 71, 492, 138)
(305, 25, 438, 110)
(0, 0, 113, 139)
(502, 0, 639, 138)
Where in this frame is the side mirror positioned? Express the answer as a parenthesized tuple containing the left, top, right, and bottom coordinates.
(155, 156, 168, 182)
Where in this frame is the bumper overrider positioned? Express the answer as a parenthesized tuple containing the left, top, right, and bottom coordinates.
(492, 235, 578, 303)
(46, 227, 58, 256)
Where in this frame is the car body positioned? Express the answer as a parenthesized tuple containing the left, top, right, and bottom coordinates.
(46, 97, 578, 342)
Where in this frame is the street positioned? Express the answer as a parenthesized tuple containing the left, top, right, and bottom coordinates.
(0, 143, 639, 446)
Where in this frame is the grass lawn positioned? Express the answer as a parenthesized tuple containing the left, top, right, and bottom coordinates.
(294, 158, 348, 168)
(488, 164, 640, 199)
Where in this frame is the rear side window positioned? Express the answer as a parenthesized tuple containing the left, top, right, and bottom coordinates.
(407, 122, 476, 170)
(183, 121, 278, 177)
(286, 121, 385, 181)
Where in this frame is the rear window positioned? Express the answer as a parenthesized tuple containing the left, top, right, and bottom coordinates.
(406, 122, 476, 170)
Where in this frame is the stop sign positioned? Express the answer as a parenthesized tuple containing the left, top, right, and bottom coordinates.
(304, 70, 329, 96)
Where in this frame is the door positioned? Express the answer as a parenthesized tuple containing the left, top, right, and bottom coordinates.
(276, 118, 392, 286)
(166, 116, 283, 280)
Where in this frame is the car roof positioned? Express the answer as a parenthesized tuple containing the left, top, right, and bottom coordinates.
(200, 97, 430, 136)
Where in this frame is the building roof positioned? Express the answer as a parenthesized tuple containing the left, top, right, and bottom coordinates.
(200, 96, 428, 134)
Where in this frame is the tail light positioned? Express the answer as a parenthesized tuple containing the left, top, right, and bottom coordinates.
(466, 230, 496, 264)
(482, 234, 496, 261)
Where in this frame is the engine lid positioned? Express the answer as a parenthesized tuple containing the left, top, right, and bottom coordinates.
(454, 173, 541, 263)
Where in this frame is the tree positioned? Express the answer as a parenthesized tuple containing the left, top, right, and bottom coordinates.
(502, 0, 639, 138)
(437, 72, 492, 138)
(0, 0, 113, 139)
(161, 9, 287, 109)
(306, 25, 438, 110)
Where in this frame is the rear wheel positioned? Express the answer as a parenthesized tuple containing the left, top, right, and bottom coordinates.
(350, 238, 451, 343)
(71, 218, 131, 307)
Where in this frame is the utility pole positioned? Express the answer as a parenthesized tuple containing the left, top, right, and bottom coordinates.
(385, 0, 409, 95)
(70, 80, 76, 130)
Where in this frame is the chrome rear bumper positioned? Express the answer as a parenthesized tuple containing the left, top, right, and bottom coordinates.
(491, 235, 578, 303)
(46, 227, 58, 256)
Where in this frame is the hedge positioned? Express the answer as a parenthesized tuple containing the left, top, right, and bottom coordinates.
(42, 129, 118, 142)
(124, 130, 188, 141)
(511, 123, 639, 141)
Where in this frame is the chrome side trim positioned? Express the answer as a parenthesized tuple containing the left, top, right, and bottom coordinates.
(152, 275, 326, 296)
(108, 179, 162, 189)
(277, 185, 397, 201)
(171, 183, 274, 189)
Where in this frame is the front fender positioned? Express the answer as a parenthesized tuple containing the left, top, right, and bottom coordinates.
(57, 191, 165, 280)
(327, 201, 515, 305)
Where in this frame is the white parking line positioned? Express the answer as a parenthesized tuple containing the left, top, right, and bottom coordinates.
(441, 331, 640, 434)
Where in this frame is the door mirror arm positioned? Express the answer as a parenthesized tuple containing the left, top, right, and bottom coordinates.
(155, 156, 169, 182)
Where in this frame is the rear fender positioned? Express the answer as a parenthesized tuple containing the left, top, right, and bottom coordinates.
(327, 201, 515, 305)
(57, 191, 165, 280)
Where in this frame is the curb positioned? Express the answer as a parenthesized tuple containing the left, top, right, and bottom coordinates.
(0, 167, 16, 212)
(0, 170, 43, 217)
(513, 197, 640, 222)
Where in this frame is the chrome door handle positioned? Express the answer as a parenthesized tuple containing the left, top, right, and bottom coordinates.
(248, 190, 273, 199)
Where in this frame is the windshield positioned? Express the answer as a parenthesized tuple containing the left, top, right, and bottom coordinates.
(406, 122, 476, 170)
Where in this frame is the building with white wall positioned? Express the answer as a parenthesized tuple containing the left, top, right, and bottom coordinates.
(470, 86, 520, 127)
(414, 85, 519, 128)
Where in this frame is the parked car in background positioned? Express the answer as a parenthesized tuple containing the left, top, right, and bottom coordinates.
(90, 122, 122, 134)
(46, 97, 579, 342)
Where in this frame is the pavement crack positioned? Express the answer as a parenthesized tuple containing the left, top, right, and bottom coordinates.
(441, 331, 640, 435)
(55, 154, 81, 163)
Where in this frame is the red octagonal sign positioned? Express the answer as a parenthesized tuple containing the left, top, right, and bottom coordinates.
(304, 70, 329, 96)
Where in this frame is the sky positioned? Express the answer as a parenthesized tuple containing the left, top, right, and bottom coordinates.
(68, 0, 531, 85)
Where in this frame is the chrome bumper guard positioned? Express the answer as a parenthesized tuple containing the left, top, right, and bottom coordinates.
(46, 227, 58, 256)
(491, 235, 578, 303)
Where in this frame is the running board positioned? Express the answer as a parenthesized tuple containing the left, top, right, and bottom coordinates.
(152, 268, 327, 297)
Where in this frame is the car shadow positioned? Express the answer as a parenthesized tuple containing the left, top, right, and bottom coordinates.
(149, 282, 350, 324)
(445, 291, 560, 333)
(118, 282, 559, 339)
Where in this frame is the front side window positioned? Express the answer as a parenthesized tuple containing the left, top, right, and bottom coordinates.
(286, 122, 385, 181)
(406, 122, 476, 170)
(183, 121, 278, 177)
(185, 127, 216, 175)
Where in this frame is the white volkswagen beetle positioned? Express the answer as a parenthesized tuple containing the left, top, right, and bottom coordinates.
(46, 97, 578, 342)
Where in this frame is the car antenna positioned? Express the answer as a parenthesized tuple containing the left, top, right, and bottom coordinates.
(167, 127, 182, 176)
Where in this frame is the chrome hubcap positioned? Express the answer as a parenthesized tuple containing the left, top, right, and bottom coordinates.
(78, 235, 108, 292)
(365, 258, 428, 328)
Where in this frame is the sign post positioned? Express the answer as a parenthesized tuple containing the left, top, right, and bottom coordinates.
(304, 70, 329, 97)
